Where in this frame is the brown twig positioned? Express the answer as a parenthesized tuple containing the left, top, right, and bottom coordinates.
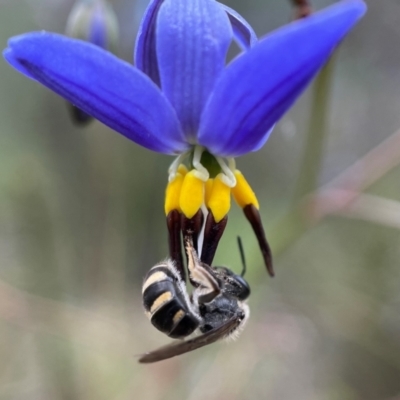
(290, 0, 312, 19)
(314, 189, 400, 230)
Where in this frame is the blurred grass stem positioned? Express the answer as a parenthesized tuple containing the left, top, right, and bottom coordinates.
(270, 58, 335, 254)
(315, 190, 400, 230)
(273, 125, 400, 255)
(293, 56, 335, 202)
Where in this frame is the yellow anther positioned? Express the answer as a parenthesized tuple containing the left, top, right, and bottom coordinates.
(204, 178, 214, 206)
(231, 170, 259, 209)
(165, 172, 185, 215)
(179, 170, 205, 218)
(207, 173, 231, 223)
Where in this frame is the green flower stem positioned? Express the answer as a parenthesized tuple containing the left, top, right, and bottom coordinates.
(271, 56, 336, 256)
(293, 55, 336, 202)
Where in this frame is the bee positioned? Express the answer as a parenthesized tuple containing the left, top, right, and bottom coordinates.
(139, 237, 250, 363)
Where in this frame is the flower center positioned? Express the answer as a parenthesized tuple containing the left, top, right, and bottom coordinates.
(166, 146, 238, 222)
(164, 146, 274, 281)
(168, 146, 236, 187)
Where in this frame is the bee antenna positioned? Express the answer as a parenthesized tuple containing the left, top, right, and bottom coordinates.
(237, 236, 247, 277)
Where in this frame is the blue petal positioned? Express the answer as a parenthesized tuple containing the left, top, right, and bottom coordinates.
(198, 0, 367, 157)
(218, 3, 258, 50)
(156, 0, 232, 143)
(134, 0, 165, 85)
(4, 32, 188, 155)
(4, 48, 36, 80)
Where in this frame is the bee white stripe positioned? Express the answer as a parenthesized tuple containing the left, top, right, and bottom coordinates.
(172, 309, 185, 325)
(142, 271, 168, 293)
(150, 292, 173, 314)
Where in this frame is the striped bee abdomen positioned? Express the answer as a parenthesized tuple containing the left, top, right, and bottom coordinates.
(142, 261, 200, 339)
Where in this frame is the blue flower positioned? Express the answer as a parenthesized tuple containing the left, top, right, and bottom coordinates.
(3, 0, 366, 277)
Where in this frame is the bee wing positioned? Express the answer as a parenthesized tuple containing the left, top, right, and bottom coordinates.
(138, 317, 240, 364)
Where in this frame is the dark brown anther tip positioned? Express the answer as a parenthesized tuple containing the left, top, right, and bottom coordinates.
(243, 204, 275, 277)
(201, 213, 228, 266)
(166, 210, 185, 281)
(181, 209, 204, 254)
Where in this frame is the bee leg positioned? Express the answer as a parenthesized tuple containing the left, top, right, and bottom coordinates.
(181, 209, 204, 287)
(185, 237, 220, 303)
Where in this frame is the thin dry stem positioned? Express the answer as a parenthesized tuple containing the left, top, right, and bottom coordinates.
(290, 0, 312, 19)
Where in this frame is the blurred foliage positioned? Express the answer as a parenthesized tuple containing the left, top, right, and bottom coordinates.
(1, 0, 400, 399)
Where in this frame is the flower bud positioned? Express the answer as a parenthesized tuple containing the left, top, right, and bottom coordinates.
(66, 0, 119, 124)
(66, 0, 119, 51)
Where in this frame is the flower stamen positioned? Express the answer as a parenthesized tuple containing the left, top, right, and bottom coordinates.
(179, 170, 205, 219)
(200, 213, 228, 266)
(206, 173, 231, 223)
(231, 170, 259, 209)
(215, 156, 236, 187)
(166, 209, 185, 280)
(165, 158, 274, 277)
(165, 164, 187, 215)
(192, 146, 210, 182)
(243, 204, 274, 277)
(231, 170, 274, 277)
(168, 150, 190, 181)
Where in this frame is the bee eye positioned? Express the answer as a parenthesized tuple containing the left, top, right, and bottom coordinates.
(203, 323, 213, 332)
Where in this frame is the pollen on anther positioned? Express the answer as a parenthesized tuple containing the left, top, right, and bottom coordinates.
(231, 170, 259, 209)
(207, 173, 231, 223)
(179, 170, 205, 219)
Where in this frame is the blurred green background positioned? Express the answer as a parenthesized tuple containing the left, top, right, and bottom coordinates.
(1, 0, 400, 399)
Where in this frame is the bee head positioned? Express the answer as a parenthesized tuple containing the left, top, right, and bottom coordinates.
(214, 266, 250, 300)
